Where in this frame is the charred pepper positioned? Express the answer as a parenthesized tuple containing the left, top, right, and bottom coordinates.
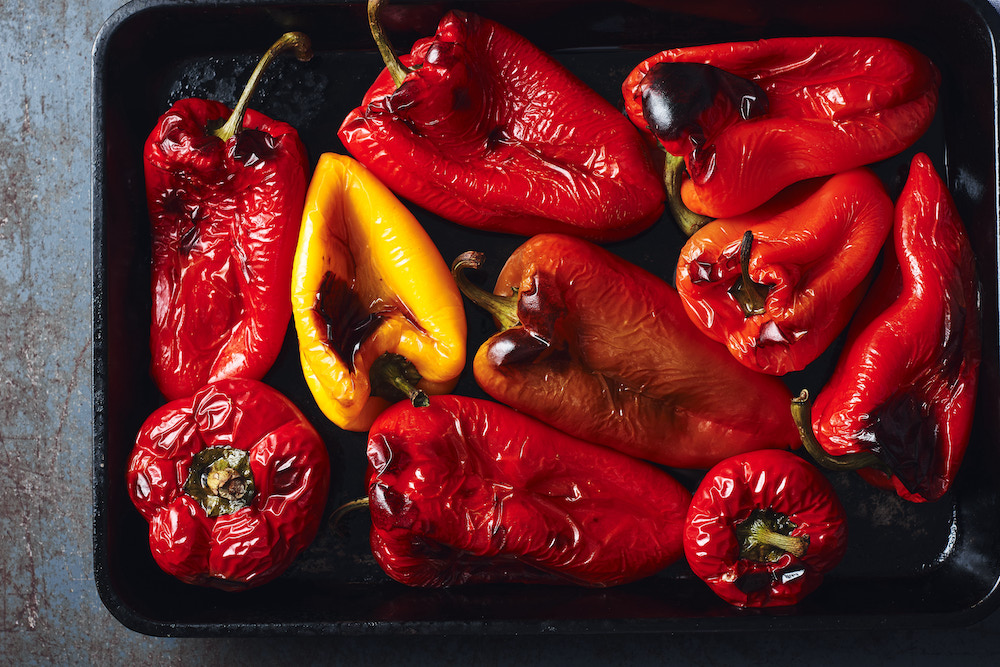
(675, 168, 894, 375)
(684, 449, 848, 608)
(365, 395, 692, 587)
(453, 233, 799, 469)
(144, 33, 312, 400)
(622, 36, 939, 230)
(338, 0, 664, 241)
(126, 379, 331, 590)
(792, 153, 981, 503)
(291, 152, 467, 432)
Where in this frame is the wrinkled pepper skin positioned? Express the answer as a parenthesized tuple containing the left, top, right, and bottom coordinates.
(676, 169, 894, 375)
(622, 37, 939, 218)
(126, 379, 331, 590)
(144, 98, 309, 400)
(366, 395, 692, 587)
(805, 154, 981, 503)
(339, 9, 664, 241)
(684, 450, 848, 608)
(465, 233, 800, 469)
(291, 153, 466, 431)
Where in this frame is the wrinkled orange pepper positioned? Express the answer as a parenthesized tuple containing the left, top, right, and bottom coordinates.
(291, 153, 467, 431)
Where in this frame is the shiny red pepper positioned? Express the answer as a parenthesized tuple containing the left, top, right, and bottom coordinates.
(622, 37, 939, 229)
(364, 395, 692, 587)
(684, 450, 848, 608)
(792, 153, 981, 503)
(126, 378, 330, 590)
(453, 234, 799, 469)
(144, 33, 312, 400)
(675, 168, 894, 375)
(338, 0, 664, 241)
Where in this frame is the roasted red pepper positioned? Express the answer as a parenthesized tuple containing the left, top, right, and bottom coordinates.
(684, 450, 848, 608)
(675, 168, 893, 375)
(364, 395, 692, 587)
(622, 37, 939, 228)
(144, 33, 312, 400)
(792, 153, 981, 503)
(338, 0, 664, 241)
(126, 378, 331, 590)
(453, 234, 799, 469)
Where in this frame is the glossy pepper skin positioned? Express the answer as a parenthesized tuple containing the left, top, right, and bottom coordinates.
(622, 37, 939, 220)
(338, 3, 664, 241)
(684, 450, 848, 608)
(291, 152, 467, 432)
(126, 378, 331, 590)
(453, 233, 799, 469)
(796, 154, 981, 503)
(366, 395, 692, 587)
(675, 168, 894, 375)
(144, 34, 312, 400)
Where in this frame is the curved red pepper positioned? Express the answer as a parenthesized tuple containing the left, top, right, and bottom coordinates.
(675, 168, 894, 375)
(454, 234, 800, 469)
(795, 153, 981, 503)
(622, 37, 939, 220)
(339, 4, 664, 241)
(365, 395, 692, 587)
(126, 378, 330, 590)
(684, 450, 848, 608)
(144, 34, 311, 400)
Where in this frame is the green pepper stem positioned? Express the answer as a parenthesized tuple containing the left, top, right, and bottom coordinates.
(370, 352, 429, 407)
(368, 0, 409, 88)
(211, 31, 313, 143)
(730, 230, 770, 317)
(663, 153, 714, 236)
(744, 518, 808, 558)
(451, 251, 521, 332)
(791, 389, 892, 474)
(328, 497, 371, 536)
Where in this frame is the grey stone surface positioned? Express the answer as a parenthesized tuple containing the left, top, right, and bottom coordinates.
(2, 0, 1000, 663)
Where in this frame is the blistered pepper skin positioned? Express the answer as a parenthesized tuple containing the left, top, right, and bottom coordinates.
(471, 234, 800, 469)
(809, 154, 981, 502)
(684, 450, 848, 608)
(676, 169, 894, 375)
(144, 98, 309, 400)
(366, 396, 692, 587)
(127, 379, 331, 590)
(623, 37, 939, 218)
(291, 153, 467, 431)
(340, 10, 665, 241)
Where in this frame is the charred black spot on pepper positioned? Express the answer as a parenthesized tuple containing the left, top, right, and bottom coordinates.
(231, 128, 278, 167)
(314, 271, 385, 372)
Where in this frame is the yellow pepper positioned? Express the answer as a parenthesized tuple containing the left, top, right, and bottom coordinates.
(291, 153, 467, 431)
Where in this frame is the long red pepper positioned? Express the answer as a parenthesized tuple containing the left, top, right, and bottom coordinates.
(365, 395, 692, 587)
(144, 33, 312, 400)
(792, 153, 981, 503)
(339, 0, 664, 241)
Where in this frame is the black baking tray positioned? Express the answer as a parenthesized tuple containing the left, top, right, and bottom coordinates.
(92, 0, 1000, 636)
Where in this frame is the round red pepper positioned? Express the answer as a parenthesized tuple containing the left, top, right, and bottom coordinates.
(126, 378, 331, 590)
(684, 450, 847, 607)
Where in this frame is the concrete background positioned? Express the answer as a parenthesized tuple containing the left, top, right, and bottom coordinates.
(2, 0, 1000, 663)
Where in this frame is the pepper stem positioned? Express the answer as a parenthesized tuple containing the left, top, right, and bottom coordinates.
(210, 31, 313, 142)
(370, 352, 430, 407)
(451, 251, 522, 331)
(729, 230, 770, 317)
(664, 153, 713, 236)
(183, 446, 256, 518)
(368, 0, 409, 88)
(791, 390, 892, 474)
(743, 518, 808, 559)
(328, 497, 371, 536)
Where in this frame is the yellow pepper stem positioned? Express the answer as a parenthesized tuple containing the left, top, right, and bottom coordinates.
(370, 352, 430, 408)
(368, 0, 409, 88)
(451, 251, 521, 331)
(211, 31, 313, 142)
